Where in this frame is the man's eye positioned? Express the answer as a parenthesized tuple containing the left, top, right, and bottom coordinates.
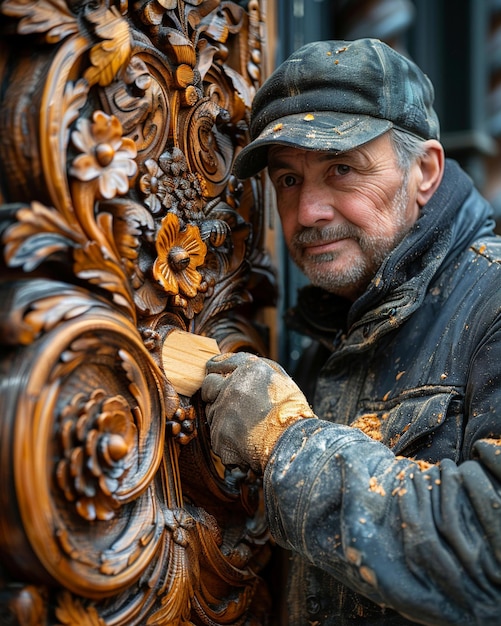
(283, 174, 297, 187)
(335, 164, 351, 175)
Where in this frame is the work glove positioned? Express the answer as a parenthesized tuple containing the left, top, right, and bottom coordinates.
(201, 352, 316, 474)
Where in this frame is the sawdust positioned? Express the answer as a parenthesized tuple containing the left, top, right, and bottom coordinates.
(351, 413, 383, 441)
(359, 565, 377, 587)
(345, 546, 362, 565)
(415, 459, 434, 471)
(482, 437, 501, 446)
(368, 476, 386, 496)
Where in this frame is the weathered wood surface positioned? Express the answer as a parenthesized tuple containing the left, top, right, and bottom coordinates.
(0, 1, 276, 623)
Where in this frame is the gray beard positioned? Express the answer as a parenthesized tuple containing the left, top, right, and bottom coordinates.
(288, 183, 412, 298)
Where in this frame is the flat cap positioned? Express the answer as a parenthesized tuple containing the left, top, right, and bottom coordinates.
(234, 38, 440, 179)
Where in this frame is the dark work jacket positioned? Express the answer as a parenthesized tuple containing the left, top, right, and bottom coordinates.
(263, 160, 501, 625)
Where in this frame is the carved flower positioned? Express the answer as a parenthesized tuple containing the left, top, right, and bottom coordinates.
(56, 390, 138, 521)
(153, 212, 206, 298)
(70, 110, 137, 199)
(139, 158, 170, 214)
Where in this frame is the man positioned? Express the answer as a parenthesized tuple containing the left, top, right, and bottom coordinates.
(201, 38, 501, 625)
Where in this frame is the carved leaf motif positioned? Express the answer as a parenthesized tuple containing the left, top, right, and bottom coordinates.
(185, 0, 219, 29)
(55, 592, 106, 626)
(99, 491, 160, 575)
(106, 199, 156, 270)
(1, 0, 78, 43)
(146, 513, 199, 625)
(196, 4, 230, 42)
(23, 295, 96, 335)
(73, 241, 134, 315)
(84, 7, 132, 88)
(63, 79, 89, 134)
(3, 202, 84, 271)
(165, 30, 197, 66)
(134, 281, 168, 316)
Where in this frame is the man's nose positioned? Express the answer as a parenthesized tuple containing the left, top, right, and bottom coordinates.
(296, 185, 336, 227)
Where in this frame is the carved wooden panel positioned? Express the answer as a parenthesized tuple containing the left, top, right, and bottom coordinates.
(0, 1, 276, 624)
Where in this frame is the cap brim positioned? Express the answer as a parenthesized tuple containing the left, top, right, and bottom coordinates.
(233, 111, 393, 179)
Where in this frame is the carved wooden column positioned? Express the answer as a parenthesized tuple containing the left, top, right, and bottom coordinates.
(0, 1, 277, 624)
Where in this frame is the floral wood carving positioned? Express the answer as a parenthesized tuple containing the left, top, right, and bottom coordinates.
(0, 1, 276, 624)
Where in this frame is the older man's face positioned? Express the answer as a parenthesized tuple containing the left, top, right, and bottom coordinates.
(268, 132, 422, 301)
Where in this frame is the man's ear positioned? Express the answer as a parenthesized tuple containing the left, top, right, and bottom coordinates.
(416, 140, 445, 207)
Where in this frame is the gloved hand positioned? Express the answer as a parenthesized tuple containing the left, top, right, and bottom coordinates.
(201, 352, 316, 474)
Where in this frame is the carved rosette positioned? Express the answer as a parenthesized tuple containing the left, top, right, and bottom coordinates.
(0, 0, 275, 624)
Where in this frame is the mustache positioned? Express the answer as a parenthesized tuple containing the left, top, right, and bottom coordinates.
(291, 224, 362, 247)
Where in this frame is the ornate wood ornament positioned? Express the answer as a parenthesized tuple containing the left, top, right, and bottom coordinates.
(0, 1, 276, 624)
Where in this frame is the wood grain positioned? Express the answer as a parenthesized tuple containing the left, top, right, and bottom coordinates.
(162, 329, 220, 396)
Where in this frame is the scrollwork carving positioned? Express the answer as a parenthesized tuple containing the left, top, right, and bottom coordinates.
(0, 0, 275, 623)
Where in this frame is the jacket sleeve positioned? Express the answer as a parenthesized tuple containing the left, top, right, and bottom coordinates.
(263, 417, 501, 625)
